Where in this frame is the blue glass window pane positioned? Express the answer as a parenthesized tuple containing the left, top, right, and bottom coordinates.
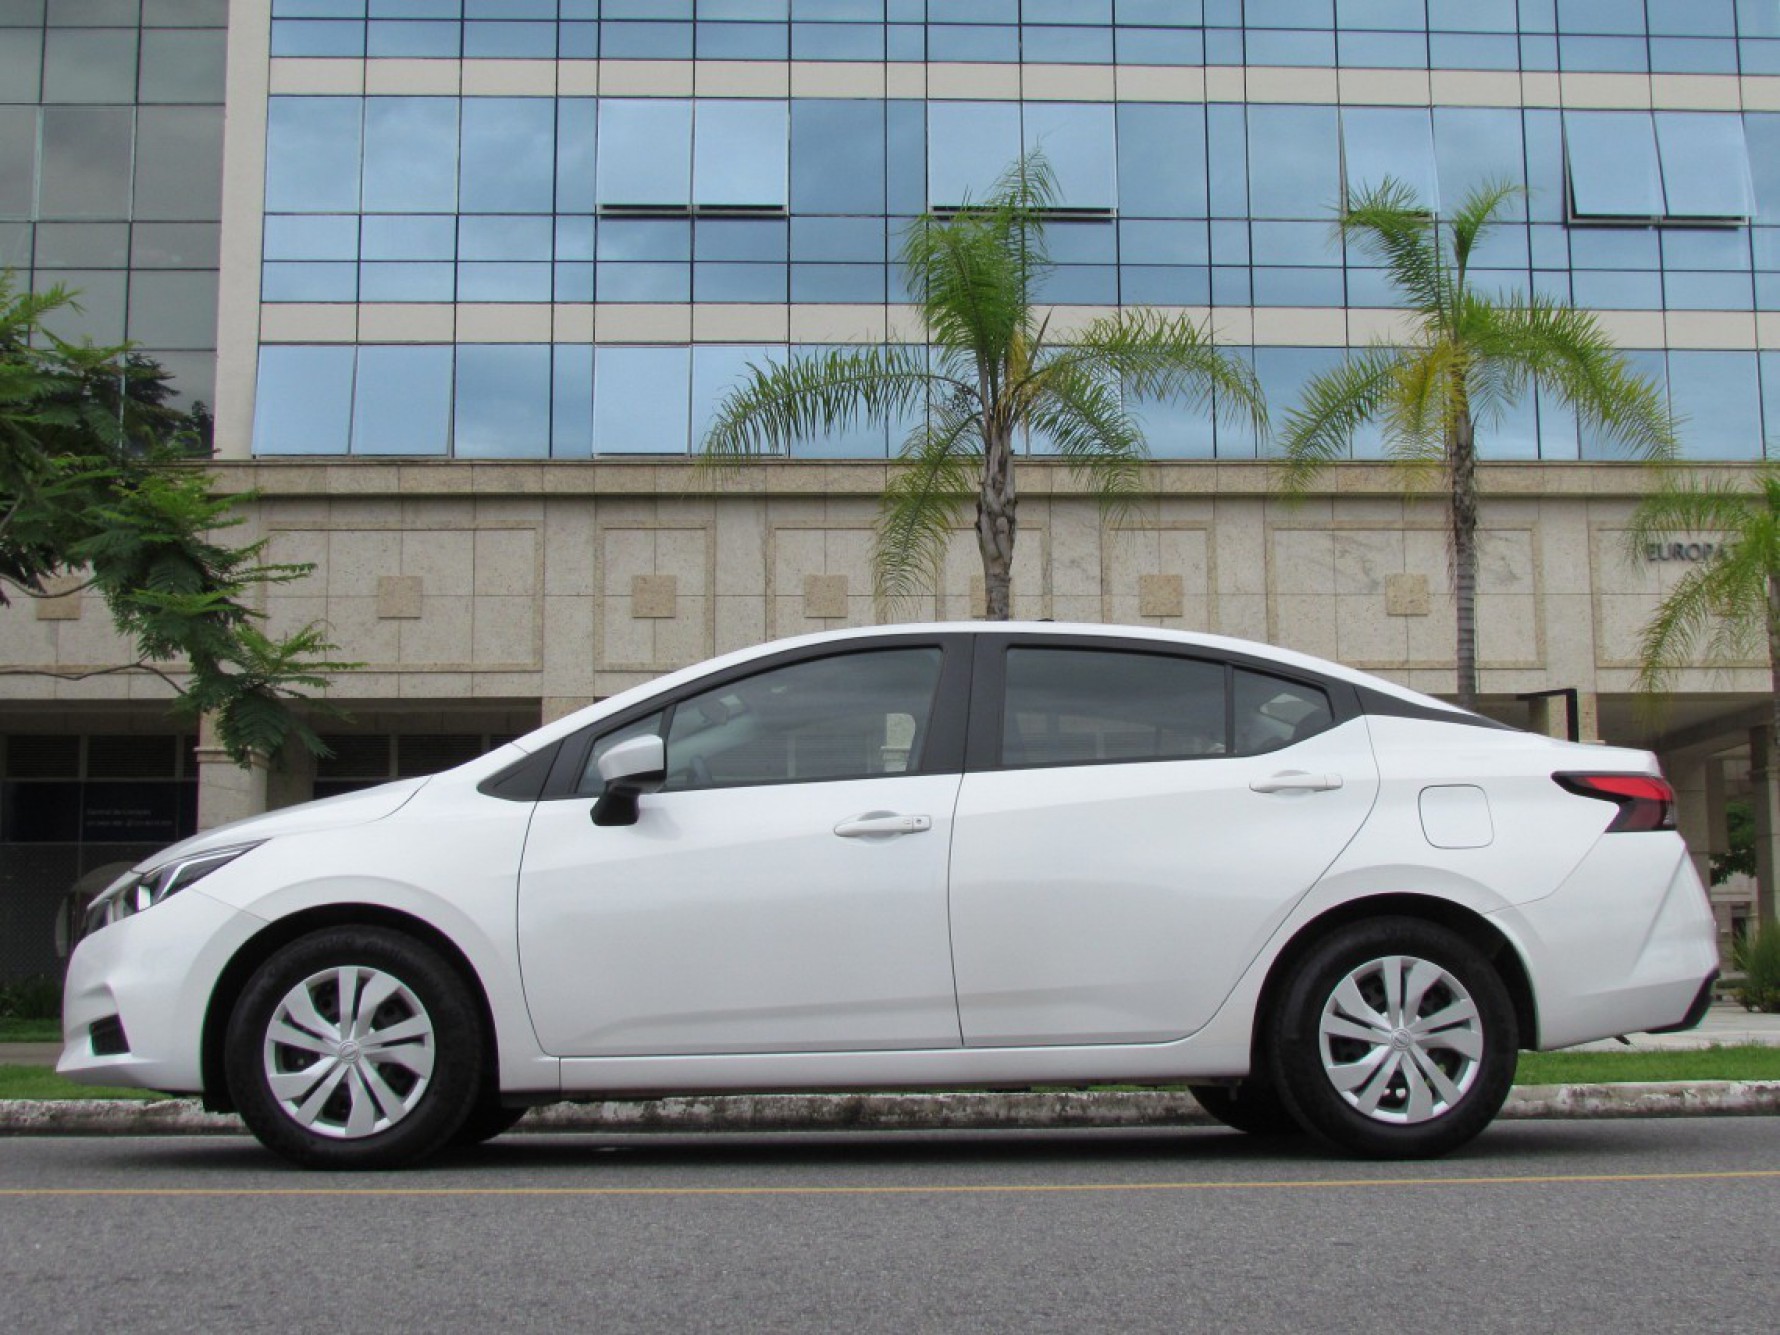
(460, 98, 555, 214)
(266, 98, 361, 213)
(1203, 28, 1243, 63)
(794, 0, 882, 17)
(791, 101, 886, 215)
(1119, 219, 1209, 265)
(792, 216, 885, 262)
(1556, 0, 1641, 33)
(1747, 115, 1780, 222)
(1342, 107, 1437, 211)
(552, 344, 593, 459)
(358, 261, 454, 300)
(1114, 27, 1203, 63)
(1117, 105, 1207, 218)
(463, 21, 556, 57)
(690, 344, 783, 451)
(693, 261, 787, 301)
(1651, 39, 1737, 74)
(363, 98, 458, 213)
(887, 101, 927, 214)
(367, 20, 458, 56)
(264, 214, 358, 260)
(698, 21, 787, 58)
(1252, 220, 1337, 265)
(931, 0, 1014, 22)
(261, 262, 357, 301)
(887, 24, 924, 59)
(1663, 271, 1751, 308)
(1115, 0, 1202, 23)
(597, 218, 691, 260)
(559, 23, 597, 57)
(1033, 265, 1118, 303)
(1426, 0, 1513, 29)
(1560, 36, 1647, 72)
(1043, 220, 1117, 264)
(362, 214, 455, 260)
(1118, 266, 1211, 304)
(1669, 352, 1762, 460)
(370, 2, 463, 16)
(1247, 0, 1334, 25)
(1023, 26, 1115, 63)
(254, 346, 355, 455)
(1022, 103, 1116, 212)
(703, 0, 790, 17)
(1659, 228, 1749, 271)
(928, 102, 1020, 208)
(1246, 30, 1336, 65)
(1744, 0, 1780, 38)
(1252, 266, 1346, 305)
(594, 347, 691, 454)
(600, 21, 693, 58)
(271, 20, 366, 57)
(606, 0, 690, 15)
(1472, 388, 1539, 460)
(790, 263, 887, 301)
(1432, 107, 1526, 215)
(459, 215, 552, 260)
(1570, 269, 1662, 308)
(1655, 114, 1755, 220)
(1569, 229, 1658, 269)
(555, 100, 597, 215)
(595, 261, 690, 301)
(1254, 349, 1345, 457)
(1522, 110, 1565, 223)
(1765, 351, 1780, 455)
(1647, 0, 1731, 34)
(791, 22, 883, 58)
(1127, 381, 1217, 459)
(1344, 266, 1399, 306)
(466, 0, 552, 17)
(694, 218, 787, 261)
(694, 101, 788, 209)
(554, 262, 595, 301)
(598, 100, 691, 208)
(1336, 0, 1425, 26)
(1031, 0, 1112, 20)
(352, 345, 452, 455)
(1338, 32, 1426, 67)
(454, 344, 550, 458)
(1210, 265, 1250, 305)
(1210, 219, 1249, 263)
(928, 24, 1017, 61)
(1429, 33, 1518, 67)
(788, 345, 894, 459)
(1464, 222, 1528, 268)
(1248, 105, 1340, 219)
(1564, 112, 1661, 219)
(1207, 105, 1248, 217)
(278, 3, 372, 16)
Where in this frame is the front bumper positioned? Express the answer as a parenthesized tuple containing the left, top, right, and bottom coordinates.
(58, 888, 264, 1094)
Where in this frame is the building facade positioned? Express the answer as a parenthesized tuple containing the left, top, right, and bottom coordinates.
(4, 0, 1780, 978)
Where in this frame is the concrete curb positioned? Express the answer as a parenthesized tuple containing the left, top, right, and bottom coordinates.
(2, 1082, 1777, 1137)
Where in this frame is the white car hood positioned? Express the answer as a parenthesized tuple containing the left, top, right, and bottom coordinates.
(134, 776, 431, 871)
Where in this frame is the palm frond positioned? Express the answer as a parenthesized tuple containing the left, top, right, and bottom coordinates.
(875, 404, 978, 612)
(1024, 366, 1151, 523)
(700, 345, 944, 462)
(1445, 180, 1524, 281)
(1278, 347, 1403, 491)
(1340, 178, 1447, 315)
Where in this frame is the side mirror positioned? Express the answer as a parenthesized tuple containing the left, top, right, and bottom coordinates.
(591, 734, 667, 827)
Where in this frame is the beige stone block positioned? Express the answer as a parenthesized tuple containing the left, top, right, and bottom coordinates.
(632, 574, 678, 619)
(1759, 311, 1780, 350)
(715, 595, 768, 655)
(365, 59, 459, 96)
(598, 61, 693, 96)
(886, 305, 926, 342)
(1247, 66, 1338, 103)
(1385, 573, 1430, 617)
(1206, 306, 1253, 345)
(543, 696, 597, 724)
(557, 61, 598, 96)
(1664, 310, 1758, 350)
(358, 304, 454, 343)
(1138, 573, 1184, 619)
(542, 511, 597, 597)
(1429, 69, 1521, 108)
(399, 596, 473, 664)
(1405, 590, 1458, 664)
(1049, 510, 1101, 598)
(597, 304, 693, 343)
(601, 528, 652, 589)
(714, 513, 768, 597)
(1650, 74, 1741, 111)
(1560, 72, 1651, 109)
(600, 600, 651, 666)
(772, 527, 825, 589)
(1117, 65, 1205, 103)
(883, 64, 923, 99)
(1745, 77, 1780, 111)
(1271, 530, 1336, 596)
(1254, 307, 1344, 347)
(401, 529, 475, 596)
(34, 574, 84, 621)
(1338, 68, 1429, 106)
(456, 304, 552, 342)
(1347, 308, 1420, 344)
(655, 529, 709, 593)
(803, 574, 849, 620)
(1520, 71, 1561, 107)
(327, 531, 401, 596)
(1337, 594, 1410, 666)
(553, 305, 596, 343)
(376, 575, 424, 620)
(1585, 309, 1665, 347)
(259, 304, 355, 342)
(1040, 305, 1118, 337)
(540, 596, 596, 698)
(1334, 530, 1403, 595)
(789, 305, 888, 344)
(1479, 595, 1539, 666)
(1217, 594, 1268, 641)
(404, 671, 473, 699)
(695, 60, 788, 96)
(319, 594, 398, 664)
(268, 58, 362, 95)
(654, 599, 713, 667)
(928, 63, 1019, 99)
(793, 62, 887, 98)
(693, 304, 789, 343)
(1203, 66, 1245, 103)
(1272, 594, 1340, 660)
(474, 529, 537, 597)
(472, 595, 537, 666)
(461, 60, 554, 96)
(1479, 530, 1536, 594)
(1021, 65, 1115, 101)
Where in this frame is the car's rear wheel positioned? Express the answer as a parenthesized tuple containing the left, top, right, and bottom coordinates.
(225, 927, 484, 1170)
(1188, 1076, 1303, 1137)
(1267, 917, 1517, 1159)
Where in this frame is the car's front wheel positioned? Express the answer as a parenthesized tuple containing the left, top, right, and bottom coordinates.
(224, 927, 484, 1170)
(1267, 917, 1517, 1159)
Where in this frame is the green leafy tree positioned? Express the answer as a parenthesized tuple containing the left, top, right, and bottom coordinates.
(1, 277, 348, 763)
(703, 157, 1264, 618)
(1280, 179, 1675, 710)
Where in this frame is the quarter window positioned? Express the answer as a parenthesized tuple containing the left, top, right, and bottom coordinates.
(1234, 670, 1333, 755)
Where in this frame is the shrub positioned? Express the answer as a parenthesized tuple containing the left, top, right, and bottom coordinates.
(1732, 920, 1780, 1013)
(0, 975, 62, 1021)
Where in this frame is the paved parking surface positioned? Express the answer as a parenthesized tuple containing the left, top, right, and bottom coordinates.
(2, 1118, 1776, 1332)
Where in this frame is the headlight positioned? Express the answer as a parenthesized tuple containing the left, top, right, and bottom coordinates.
(81, 842, 265, 939)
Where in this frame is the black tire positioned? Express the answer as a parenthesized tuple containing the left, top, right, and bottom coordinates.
(451, 1099, 530, 1148)
(1188, 1077, 1303, 1137)
(225, 927, 485, 1170)
(1266, 917, 1517, 1159)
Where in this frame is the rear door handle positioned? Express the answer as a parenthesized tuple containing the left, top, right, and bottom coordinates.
(1249, 772, 1344, 794)
(834, 813, 933, 837)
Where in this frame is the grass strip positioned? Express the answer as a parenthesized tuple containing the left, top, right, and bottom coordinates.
(0, 1065, 168, 1102)
(0, 1020, 60, 1043)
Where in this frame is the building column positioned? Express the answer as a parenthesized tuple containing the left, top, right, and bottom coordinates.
(1749, 727, 1780, 926)
(194, 716, 269, 832)
(1665, 754, 1712, 901)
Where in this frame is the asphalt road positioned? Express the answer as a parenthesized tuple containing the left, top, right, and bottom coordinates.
(2, 1119, 1776, 1333)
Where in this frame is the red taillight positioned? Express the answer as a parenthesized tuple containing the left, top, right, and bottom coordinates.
(1553, 773, 1677, 832)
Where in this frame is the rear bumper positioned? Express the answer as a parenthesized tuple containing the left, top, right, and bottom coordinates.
(1646, 971, 1719, 1034)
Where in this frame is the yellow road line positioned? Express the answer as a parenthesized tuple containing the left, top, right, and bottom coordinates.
(4, 1169, 1779, 1199)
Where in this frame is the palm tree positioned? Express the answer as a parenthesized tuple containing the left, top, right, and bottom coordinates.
(1631, 466, 1780, 923)
(702, 156, 1264, 619)
(1279, 179, 1675, 711)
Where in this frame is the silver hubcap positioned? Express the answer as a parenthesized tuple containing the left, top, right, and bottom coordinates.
(1317, 954, 1484, 1125)
(262, 966, 436, 1140)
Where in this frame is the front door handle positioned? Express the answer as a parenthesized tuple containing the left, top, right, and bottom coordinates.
(1250, 771, 1344, 794)
(834, 812, 933, 838)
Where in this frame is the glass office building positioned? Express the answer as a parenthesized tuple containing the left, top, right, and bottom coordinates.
(3, 0, 1778, 974)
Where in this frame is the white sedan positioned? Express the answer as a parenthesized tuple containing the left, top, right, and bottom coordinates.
(60, 624, 1719, 1168)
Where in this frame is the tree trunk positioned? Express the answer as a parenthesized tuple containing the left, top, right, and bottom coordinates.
(976, 425, 1017, 620)
(1450, 409, 1480, 713)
